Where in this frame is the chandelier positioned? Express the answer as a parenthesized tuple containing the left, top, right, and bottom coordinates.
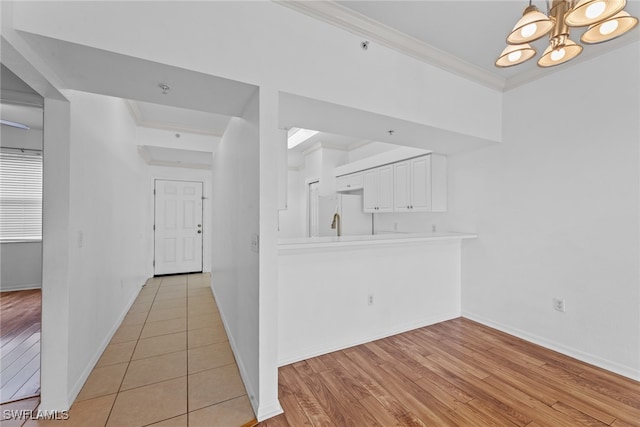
(496, 0, 638, 68)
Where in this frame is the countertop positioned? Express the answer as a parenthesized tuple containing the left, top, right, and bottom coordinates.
(278, 232, 477, 251)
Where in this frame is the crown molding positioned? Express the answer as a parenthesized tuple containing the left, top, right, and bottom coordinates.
(503, 33, 640, 92)
(275, 0, 506, 91)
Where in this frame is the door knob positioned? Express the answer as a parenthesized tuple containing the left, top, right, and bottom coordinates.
(197, 230, 202, 234)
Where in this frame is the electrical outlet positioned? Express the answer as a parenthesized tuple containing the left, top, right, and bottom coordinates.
(553, 298, 566, 313)
(368, 294, 374, 306)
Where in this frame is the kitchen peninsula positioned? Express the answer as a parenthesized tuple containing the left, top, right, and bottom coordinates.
(277, 232, 476, 365)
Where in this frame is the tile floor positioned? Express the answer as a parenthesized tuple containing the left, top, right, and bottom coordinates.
(0, 273, 257, 427)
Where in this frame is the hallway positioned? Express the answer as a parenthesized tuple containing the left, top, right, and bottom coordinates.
(0, 273, 257, 426)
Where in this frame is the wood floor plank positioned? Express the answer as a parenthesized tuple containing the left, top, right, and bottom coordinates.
(458, 339, 618, 424)
(1, 332, 39, 369)
(0, 342, 39, 388)
(0, 290, 41, 404)
(0, 353, 39, 401)
(0, 290, 41, 343)
(13, 368, 40, 400)
(293, 361, 362, 427)
(279, 394, 312, 426)
(317, 369, 382, 426)
(551, 401, 610, 427)
(0, 324, 40, 356)
(279, 364, 337, 427)
(260, 318, 640, 427)
(330, 350, 412, 422)
(346, 350, 456, 425)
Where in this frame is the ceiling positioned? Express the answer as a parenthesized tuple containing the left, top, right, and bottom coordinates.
(284, 0, 640, 90)
(1, 65, 44, 131)
(6, 1, 638, 160)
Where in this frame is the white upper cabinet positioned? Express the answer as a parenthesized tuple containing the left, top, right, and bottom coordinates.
(339, 153, 447, 214)
(394, 155, 435, 212)
(335, 172, 363, 192)
(363, 165, 394, 213)
(393, 160, 413, 212)
(394, 154, 447, 212)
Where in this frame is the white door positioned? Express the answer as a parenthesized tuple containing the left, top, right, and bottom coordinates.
(154, 180, 203, 275)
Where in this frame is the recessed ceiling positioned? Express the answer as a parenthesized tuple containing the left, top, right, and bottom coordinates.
(287, 129, 367, 153)
(127, 100, 230, 136)
(138, 145, 212, 169)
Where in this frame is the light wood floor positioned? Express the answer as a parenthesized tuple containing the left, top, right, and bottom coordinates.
(0, 274, 257, 427)
(0, 289, 41, 403)
(260, 318, 640, 427)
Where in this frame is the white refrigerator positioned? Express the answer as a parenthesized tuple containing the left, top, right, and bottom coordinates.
(316, 193, 372, 237)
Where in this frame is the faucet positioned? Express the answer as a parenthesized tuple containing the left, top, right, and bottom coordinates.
(330, 212, 341, 237)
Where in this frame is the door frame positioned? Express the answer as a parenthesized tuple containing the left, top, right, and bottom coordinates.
(152, 178, 206, 277)
(304, 177, 319, 238)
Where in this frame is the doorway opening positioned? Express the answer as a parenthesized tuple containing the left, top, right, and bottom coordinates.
(0, 65, 44, 404)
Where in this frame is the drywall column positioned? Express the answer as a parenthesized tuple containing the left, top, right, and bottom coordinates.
(257, 87, 284, 419)
(40, 97, 72, 410)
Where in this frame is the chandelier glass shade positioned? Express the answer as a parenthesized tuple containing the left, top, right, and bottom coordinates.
(496, 44, 537, 67)
(538, 37, 583, 66)
(496, 0, 638, 68)
(507, 5, 555, 44)
(580, 11, 639, 43)
(565, 0, 625, 26)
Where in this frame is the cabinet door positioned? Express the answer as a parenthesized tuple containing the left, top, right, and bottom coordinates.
(410, 156, 432, 212)
(363, 169, 378, 213)
(377, 165, 394, 212)
(394, 161, 411, 212)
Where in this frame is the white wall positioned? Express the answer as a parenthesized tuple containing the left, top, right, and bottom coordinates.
(0, 242, 42, 290)
(65, 90, 149, 399)
(278, 239, 463, 364)
(278, 169, 305, 239)
(449, 43, 640, 380)
(211, 90, 262, 415)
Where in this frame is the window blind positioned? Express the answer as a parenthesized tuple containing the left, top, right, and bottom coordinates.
(0, 148, 43, 241)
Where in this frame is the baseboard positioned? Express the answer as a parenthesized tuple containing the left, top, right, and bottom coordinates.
(278, 310, 460, 367)
(256, 399, 284, 421)
(0, 283, 42, 292)
(210, 282, 262, 419)
(66, 279, 147, 406)
(463, 311, 640, 382)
